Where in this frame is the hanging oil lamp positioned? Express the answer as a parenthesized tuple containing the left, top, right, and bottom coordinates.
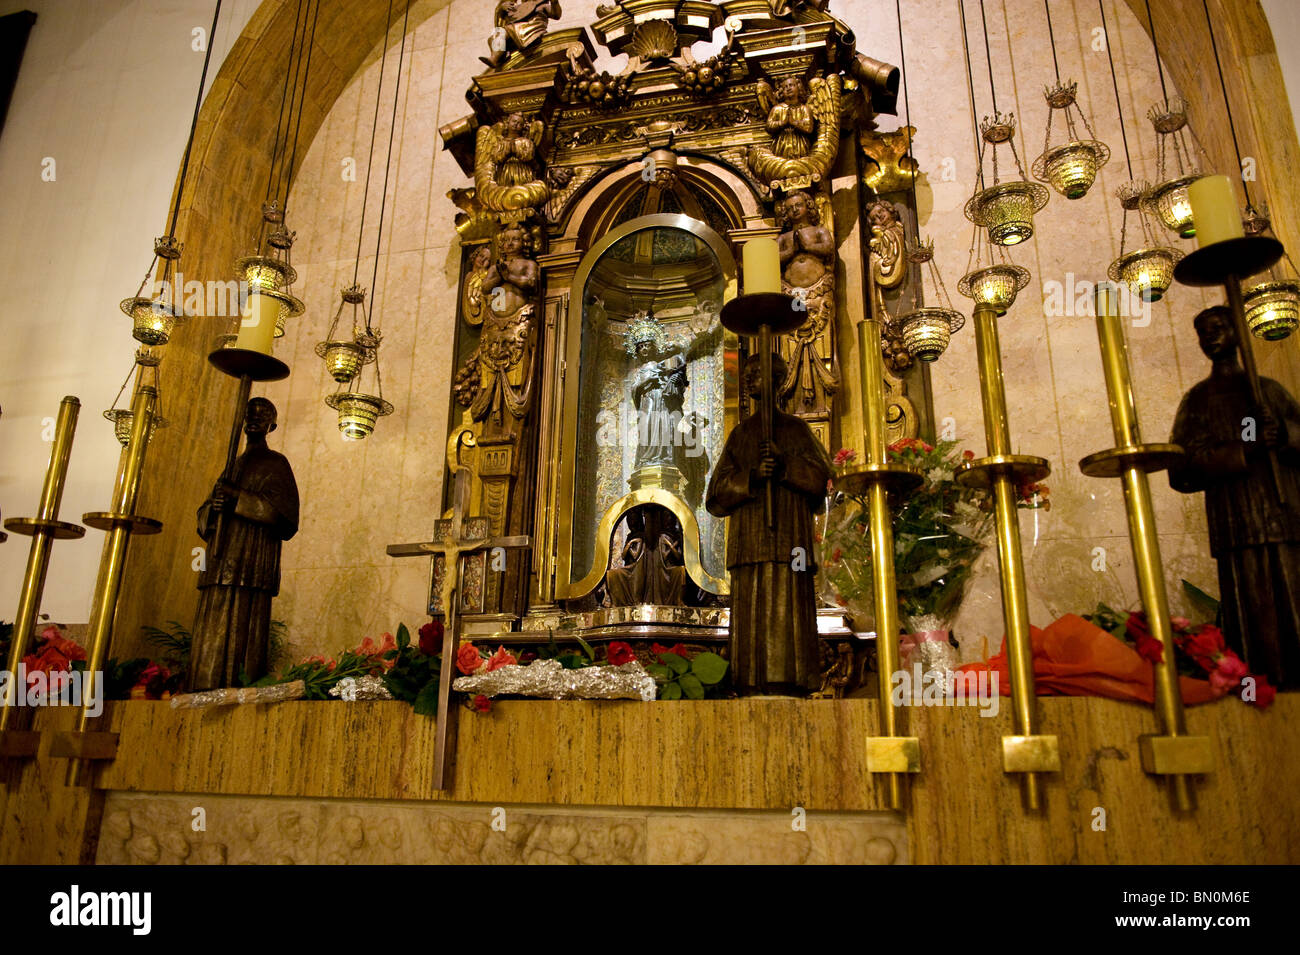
(315, 284, 377, 383)
(1032, 82, 1110, 200)
(103, 348, 168, 447)
(1107, 180, 1183, 302)
(965, 112, 1050, 247)
(899, 239, 965, 361)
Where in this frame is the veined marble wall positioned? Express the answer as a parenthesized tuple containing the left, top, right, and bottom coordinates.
(265, 0, 1236, 662)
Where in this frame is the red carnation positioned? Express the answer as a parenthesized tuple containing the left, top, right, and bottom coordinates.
(1134, 632, 1164, 664)
(833, 448, 857, 467)
(1210, 650, 1249, 691)
(418, 620, 444, 656)
(1249, 676, 1277, 709)
(471, 694, 491, 713)
(607, 641, 635, 666)
(1182, 625, 1225, 669)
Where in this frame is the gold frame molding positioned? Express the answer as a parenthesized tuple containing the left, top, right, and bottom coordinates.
(556, 212, 738, 600)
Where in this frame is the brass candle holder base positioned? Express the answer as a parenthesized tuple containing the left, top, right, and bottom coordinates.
(836, 462, 923, 498)
(1139, 734, 1214, 775)
(208, 346, 290, 382)
(1002, 735, 1062, 773)
(955, 453, 1050, 488)
(0, 732, 40, 758)
(1079, 444, 1184, 478)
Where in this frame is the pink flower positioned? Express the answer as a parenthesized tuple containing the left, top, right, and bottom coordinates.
(485, 646, 518, 672)
(833, 448, 857, 467)
(1209, 651, 1248, 691)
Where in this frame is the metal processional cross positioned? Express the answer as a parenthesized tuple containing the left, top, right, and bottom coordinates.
(387, 464, 529, 789)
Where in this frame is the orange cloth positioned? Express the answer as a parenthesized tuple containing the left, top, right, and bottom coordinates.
(957, 614, 1228, 705)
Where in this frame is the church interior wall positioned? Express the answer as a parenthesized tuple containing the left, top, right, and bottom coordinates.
(2, 0, 1298, 667)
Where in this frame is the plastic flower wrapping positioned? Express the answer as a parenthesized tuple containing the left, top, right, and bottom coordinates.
(821, 439, 1047, 676)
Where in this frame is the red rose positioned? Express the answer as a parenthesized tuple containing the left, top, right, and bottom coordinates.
(962, 449, 975, 461)
(418, 620, 444, 656)
(485, 646, 518, 672)
(471, 694, 491, 713)
(1134, 632, 1164, 664)
(607, 641, 635, 666)
(652, 643, 689, 660)
(456, 643, 484, 675)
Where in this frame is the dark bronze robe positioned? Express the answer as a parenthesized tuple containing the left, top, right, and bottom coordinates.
(189, 444, 299, 690)
(706, 410, 832, 693)
(1170, 368, 1300, 688)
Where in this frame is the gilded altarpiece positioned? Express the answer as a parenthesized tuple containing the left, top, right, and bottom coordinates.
(433, 0, 934, 643)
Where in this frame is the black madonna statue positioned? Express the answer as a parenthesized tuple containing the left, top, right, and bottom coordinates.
(190, 397, 299, 690)
(1169, 305, 1300, 689)
(706, 352, 832, 695)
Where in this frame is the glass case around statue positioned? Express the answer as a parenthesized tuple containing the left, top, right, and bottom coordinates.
(554, 213, 739, 629)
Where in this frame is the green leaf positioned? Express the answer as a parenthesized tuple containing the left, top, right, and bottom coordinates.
(689, 651, 728, 685)
(397, 623, 410, 650)
(645, 663, 672, 681)
(679, 673, 704, 699)
(556, 653, 588, 670)
(413, 681, 441, 717)
(575, 634, 596, 661)
(1182, 579, 1220, 620)
(659, 652, 689, 675)
(660, 681, 682, 701)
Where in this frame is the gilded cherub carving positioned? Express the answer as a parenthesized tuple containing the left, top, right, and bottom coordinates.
(776, 190, 839, 416)
(747, 73, 842, 191)
(475, 113, 549, 219)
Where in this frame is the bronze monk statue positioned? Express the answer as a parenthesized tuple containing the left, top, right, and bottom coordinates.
(1169, 305, 1300, 689)
(706, 353, 832, 694)
(189, 397, 299, 690)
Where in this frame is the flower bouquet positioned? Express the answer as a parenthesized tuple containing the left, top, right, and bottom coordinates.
(1084, 600, 1275, 708)
(822, 439, 1047, 677)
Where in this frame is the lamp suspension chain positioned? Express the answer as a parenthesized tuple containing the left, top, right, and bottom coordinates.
(1201, 0, 1253, 213)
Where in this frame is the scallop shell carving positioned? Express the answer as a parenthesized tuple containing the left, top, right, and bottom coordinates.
(629, 19, 678, 62)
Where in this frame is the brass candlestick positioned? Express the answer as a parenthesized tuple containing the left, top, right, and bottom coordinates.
(54, 384, 163, 785)
(1080, 285, 1212, 812)
(0, 396, 86, 757)
(955, 302, 1059, 811)
(836, 315, 922, 811)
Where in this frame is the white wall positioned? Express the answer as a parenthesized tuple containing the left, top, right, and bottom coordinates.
(0, 0, 259, 624)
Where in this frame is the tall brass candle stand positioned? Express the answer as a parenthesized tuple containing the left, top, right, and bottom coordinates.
(1079, 285, 1212, 812)
(835, 315, 922, 810)
(955, 303, 1059, 811)
(55, 383, 164, 785)
(0, 396, 85, 758)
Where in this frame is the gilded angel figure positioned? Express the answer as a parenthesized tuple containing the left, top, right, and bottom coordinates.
(747, 73, 842, 189)
(474, 112, 549, 215)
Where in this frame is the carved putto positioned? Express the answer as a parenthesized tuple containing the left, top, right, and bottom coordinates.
(475, 113, 549, 220)
(748, 74, 842, 191)
(777, 190, 839, 416)
(481, 0, 562, 70)
(460, 224, 539, 442)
